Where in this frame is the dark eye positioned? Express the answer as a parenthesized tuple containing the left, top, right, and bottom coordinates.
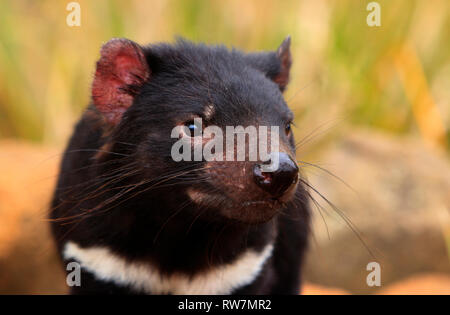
(188, 122, 197, 132)
(184, 120, 200, 137)
(285, 122, 292, 136)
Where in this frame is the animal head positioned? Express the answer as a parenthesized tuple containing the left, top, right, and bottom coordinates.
(91, 37, 301, 224)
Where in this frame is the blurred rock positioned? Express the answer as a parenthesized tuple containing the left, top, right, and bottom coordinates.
(303, 129, 450, 294)
(376, 273, 450, 295)
(302, 283, 350, 295)
(0, 141, 67, 294)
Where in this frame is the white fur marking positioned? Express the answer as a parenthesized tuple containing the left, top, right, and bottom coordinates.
(63, 241, 273, 294)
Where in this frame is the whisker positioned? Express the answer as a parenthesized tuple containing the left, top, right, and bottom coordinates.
(152, 199, 194, 244)
(298, 191, 330, 240)
(297, 160, 358, 196)
(299, 177, 376, 258)
(294, 117, 344, 150)
(286, 78, 317, 103)
(26, 152, 136, 189)
(52, 165, 229, 224)
(64, 149, 132, 157)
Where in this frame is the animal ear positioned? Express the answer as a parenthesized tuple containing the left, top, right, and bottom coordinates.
(245, 36, 292, 92)
(273, 36, 292, 92)
(92, 38, 150, 124)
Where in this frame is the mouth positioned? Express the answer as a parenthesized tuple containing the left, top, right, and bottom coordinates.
(241, 198, 279, 207)
(187, 188, 281, 207)
(186, 188, 289, 223)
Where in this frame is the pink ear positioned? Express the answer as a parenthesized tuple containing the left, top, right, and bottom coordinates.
(273, 36, 292, 92)
(92, 38, 150, 124)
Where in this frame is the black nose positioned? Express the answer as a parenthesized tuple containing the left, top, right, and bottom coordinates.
(253, 152, 299, 197)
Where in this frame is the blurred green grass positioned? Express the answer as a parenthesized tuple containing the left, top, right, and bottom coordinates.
(0, 0, 448, 149)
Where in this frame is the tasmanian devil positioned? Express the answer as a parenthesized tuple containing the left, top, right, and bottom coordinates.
(50, 37, 311, 294)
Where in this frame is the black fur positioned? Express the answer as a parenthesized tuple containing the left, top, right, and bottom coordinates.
(50, 38, 310, 294)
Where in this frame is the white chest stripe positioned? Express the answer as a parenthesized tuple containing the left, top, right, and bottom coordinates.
(63, 241, 273, 294)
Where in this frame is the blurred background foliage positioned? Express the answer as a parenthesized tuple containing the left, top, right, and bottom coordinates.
(0, 0, 448, 150)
